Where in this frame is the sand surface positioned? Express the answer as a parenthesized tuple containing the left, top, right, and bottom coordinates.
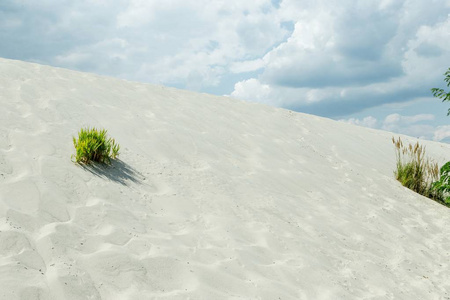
(0, 58, 449, 299)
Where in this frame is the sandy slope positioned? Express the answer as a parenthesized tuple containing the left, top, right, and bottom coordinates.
(0, 57, 449, 300)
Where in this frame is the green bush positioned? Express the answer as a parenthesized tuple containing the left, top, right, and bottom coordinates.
(432, 161, 450, 205)
(72, 127, 120, 165)
(392, 137, 442, 202)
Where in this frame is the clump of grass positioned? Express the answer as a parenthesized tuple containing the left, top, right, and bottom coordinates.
(72, 127, 120, 165)
(392, 137, 442, 202)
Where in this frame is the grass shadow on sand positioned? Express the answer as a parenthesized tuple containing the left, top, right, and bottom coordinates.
(81, 159, 143, 186)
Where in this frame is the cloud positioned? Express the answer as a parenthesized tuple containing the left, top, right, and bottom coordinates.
(340, 116, 378, 128)
(230, 59, 265, 74)
(0, 0, 289, 90)
(231, 0, 450, 117)
(433, 126, 450, 142)
(231, 77, 434, 117)
(381, 113, 436, 138)
(231, 78, 274, 105)
(339, 113, 450, 141)
(414, 42, 443, 58)
(383, 113, 435, 125)
(261, 1, 404, 89)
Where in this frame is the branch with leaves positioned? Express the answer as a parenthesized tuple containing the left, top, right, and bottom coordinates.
(431, 67, 450, 116)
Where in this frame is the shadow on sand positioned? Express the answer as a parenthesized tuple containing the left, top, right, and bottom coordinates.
(81, 159, 144, 186)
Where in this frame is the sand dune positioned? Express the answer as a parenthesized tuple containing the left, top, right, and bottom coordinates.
(0, 57, 449, 299)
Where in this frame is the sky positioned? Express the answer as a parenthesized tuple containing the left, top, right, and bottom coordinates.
(1, 0, 450, 142)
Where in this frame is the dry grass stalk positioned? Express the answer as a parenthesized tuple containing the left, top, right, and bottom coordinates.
(392, 137, 440, 199)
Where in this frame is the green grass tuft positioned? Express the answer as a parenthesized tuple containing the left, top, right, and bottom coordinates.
(392, 137, 444, 204)
(72, 127, 120, 165)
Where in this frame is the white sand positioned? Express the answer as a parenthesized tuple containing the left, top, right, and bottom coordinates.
(0, 57, 449, 299)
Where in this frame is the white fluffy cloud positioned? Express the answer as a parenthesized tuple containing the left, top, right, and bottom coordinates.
(262, 1, 402, 88)
(383, 113, 435, 127)
(231, 0, 450, 117)
(340, 116, 378, 129)
(232, 78, 274, 105)
(382, 113, 436, 139)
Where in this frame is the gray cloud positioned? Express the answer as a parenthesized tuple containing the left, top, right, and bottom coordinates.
(415, 43, 443, 58)
(231, 0, 450, 120)
(263, 56, 403, 88)
(289, 88, 428, 118)
(333, 3, 401, 61)
(259, 0, 449, 89)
